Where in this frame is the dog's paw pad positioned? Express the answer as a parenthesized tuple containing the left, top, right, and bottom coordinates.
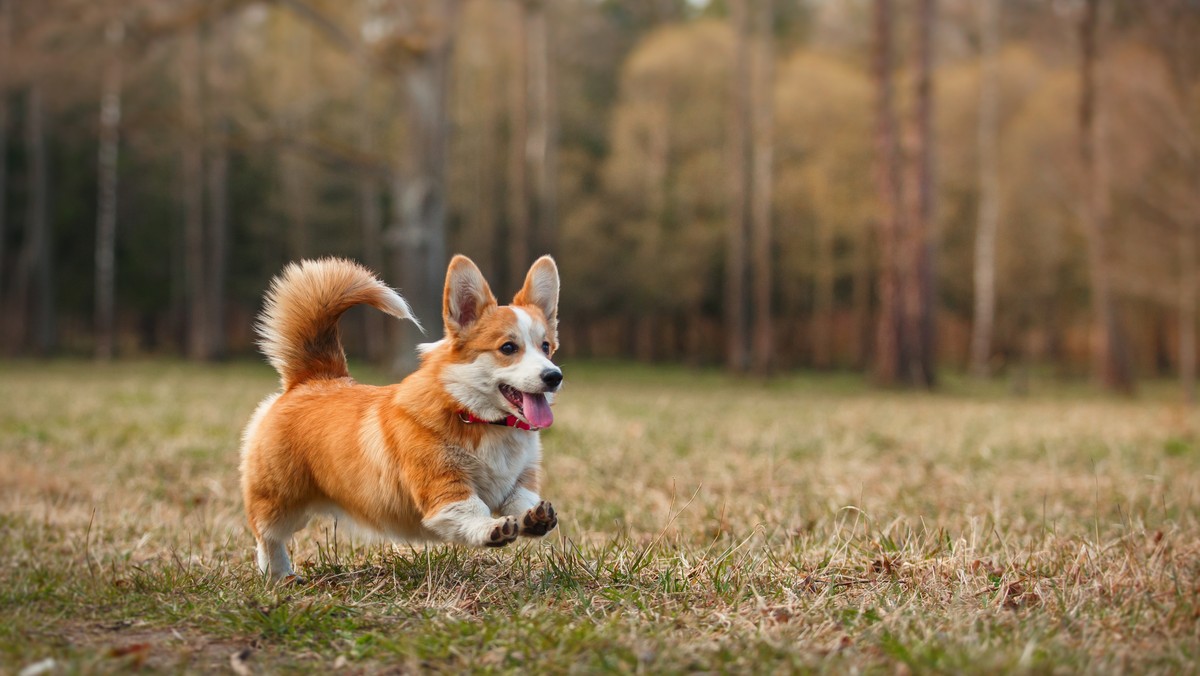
(520, 500, 558, 537)
(484, 516, 519, 547)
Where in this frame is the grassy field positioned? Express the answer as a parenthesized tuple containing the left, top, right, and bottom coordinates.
(1, 360, 1198, 673)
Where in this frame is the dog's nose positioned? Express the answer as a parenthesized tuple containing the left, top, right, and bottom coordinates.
(541, 369, 563, 389)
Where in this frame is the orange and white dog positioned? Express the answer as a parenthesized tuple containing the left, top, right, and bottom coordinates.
(239, 255, 562, 580)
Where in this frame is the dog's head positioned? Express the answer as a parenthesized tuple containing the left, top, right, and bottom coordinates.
(431, 255, 562, 429)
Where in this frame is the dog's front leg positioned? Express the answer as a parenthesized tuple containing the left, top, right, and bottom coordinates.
(422, 495, 519, 547)
(499, 468, 558, 538)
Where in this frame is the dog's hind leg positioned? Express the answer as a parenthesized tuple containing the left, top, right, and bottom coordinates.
(246, 497, 309, 581)
(256, 536, 293, 579)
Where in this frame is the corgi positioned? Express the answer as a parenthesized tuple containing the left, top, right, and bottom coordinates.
(239, 255, 562, 580)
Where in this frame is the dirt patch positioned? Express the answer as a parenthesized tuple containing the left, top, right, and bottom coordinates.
(37, 620, 259, 672)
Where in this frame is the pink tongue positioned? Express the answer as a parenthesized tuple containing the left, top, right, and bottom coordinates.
(521, 392, 554, 429)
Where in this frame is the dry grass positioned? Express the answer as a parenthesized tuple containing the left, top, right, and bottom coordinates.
(1, 360, 1198, 673)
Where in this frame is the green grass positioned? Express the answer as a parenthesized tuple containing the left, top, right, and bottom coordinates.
(1, 360, 1198, 673)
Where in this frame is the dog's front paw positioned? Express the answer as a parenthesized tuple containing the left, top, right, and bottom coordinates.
(519, 501, 558, 537)
(484, 516, 519, 547)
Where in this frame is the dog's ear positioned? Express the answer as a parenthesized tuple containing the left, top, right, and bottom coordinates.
(443, 255, 496, 338)
(513, 256, 559, 339)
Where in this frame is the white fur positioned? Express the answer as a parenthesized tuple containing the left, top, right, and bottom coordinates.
(439, 309, 560, 426)
(416, 338, 445, 356)
(466, 431, 542, 511)
(500, 486, 541, 517)
(504, 307, 559, 395)
(422, 496, 510, 546)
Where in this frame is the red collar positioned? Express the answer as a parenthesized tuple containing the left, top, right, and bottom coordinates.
(458, 411, 538, 431)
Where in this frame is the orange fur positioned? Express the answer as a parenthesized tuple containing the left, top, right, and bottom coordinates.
(241, 255, 562, 579)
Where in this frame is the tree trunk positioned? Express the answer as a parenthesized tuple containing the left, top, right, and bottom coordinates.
(1079, 0, 1133, 393)
(812, 217, 835, 369)
(749, 0, 774, 376)
(206, 27, 231, 359)
(853, 222, 873, 369)
(871, 0, 903, 385)
(94, 19, 124, 360)
(180, 26, 210, 360)
(969, 0, 1000, 378)
(25, 86, 53, 354)
(526, 0, 557, 257)
(506, 0, 530, 292)
(0, 0, 10, 327)
(282, 23, 312, 262)
(725, 0, 751, 373)
(903, 0, 937, 388)
(388, 0, 460, 372)
(357, 0, 385, 363)
(1181, 221, 1196, 403)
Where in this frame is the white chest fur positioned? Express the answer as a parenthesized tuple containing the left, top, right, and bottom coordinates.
(462, 430, 541, 512)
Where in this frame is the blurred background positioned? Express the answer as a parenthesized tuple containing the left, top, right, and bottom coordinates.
(0, 0, 1197, 395)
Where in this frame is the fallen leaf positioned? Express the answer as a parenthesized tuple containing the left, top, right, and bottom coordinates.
(108, 643, 150, 668)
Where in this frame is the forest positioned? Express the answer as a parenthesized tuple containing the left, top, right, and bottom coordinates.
(1, 0, 1198, 394)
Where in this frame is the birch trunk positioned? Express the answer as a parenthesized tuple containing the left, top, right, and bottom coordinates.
(526, 0, 556, 256)
(969, 0, 1000, 378)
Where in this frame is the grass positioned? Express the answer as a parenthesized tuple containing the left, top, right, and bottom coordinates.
(1, 359, 1198, 673)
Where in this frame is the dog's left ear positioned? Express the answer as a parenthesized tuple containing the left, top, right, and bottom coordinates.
(513, 255, 559, 339)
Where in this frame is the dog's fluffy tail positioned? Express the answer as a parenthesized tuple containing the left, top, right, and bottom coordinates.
(256, 258, 421, 389)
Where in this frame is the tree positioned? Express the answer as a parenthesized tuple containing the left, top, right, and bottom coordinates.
(0, 0, 10, 328)
(903, 0, 937, 388)
(206, 18, 233, 359)
(1078, 0, 1133, 393)
(388, 0, 461, 371)
(726, 0, 751, 372)
(969, 0, 1000, 378)
(871, 0, 904, 385)
(357, 0, 386, 363)
(94, 18, 124, 360)
(180, 24, 210, 360)
(506, 0, 530, 292)
(749, 0, 774, 375)
(23, 86, 53, 354)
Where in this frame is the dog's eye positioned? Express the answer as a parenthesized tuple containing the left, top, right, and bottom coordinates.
(541, 341, 551, 355)
(499, 342, 518, 356)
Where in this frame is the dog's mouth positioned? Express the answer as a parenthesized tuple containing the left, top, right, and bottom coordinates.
(499, 383, 554, 429)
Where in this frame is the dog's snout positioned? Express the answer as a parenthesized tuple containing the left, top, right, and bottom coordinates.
(541, 369, 563, 389)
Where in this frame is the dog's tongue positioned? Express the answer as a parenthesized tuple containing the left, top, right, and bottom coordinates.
(522, 392, 554, 429)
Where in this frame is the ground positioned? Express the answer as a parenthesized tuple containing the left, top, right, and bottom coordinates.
(1, 360, 1197, 673)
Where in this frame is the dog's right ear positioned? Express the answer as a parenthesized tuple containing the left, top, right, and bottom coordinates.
(443, 255, 496, 339)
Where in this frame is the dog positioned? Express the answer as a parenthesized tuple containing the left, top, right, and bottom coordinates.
(239, 254, 562, 580)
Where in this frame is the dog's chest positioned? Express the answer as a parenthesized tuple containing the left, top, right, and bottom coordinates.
(463, 432, 539, 511)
